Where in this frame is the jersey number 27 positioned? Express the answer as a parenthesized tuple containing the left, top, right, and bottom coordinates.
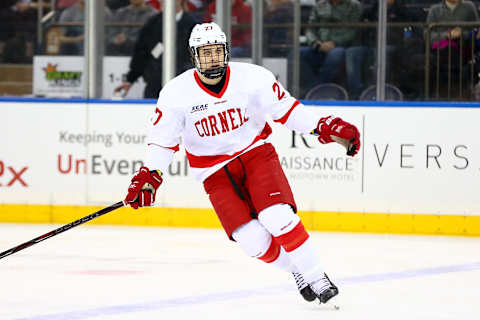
(153, 108, 162, 125)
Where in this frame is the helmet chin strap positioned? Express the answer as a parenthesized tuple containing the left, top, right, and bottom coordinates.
(202, 65, 227, 79)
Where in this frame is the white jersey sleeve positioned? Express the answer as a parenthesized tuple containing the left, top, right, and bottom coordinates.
(145, 83, 185, 172)
(144, 144, 175, 174)
(253, 66, 321, 135)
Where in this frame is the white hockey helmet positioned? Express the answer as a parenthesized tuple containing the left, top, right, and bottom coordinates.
(189, 22, 230, 79)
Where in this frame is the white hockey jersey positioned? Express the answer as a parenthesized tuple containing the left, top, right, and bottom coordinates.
(145, 62, 321, 182)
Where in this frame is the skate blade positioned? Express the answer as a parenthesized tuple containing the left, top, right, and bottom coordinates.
(317, 303, 340, 311)
(318, 294, 340, 311)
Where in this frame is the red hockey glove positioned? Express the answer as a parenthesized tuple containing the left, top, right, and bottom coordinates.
(314, 116, 360, 156)
(125, 167, 163, 209)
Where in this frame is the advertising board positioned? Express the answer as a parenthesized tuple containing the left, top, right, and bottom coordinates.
(2, 102, 479, 217)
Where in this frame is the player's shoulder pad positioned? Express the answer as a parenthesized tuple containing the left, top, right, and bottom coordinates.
(229, 61, 275, 83)
(157, 68, 196, 108)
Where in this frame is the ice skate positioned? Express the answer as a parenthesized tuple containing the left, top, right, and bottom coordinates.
(292, 272, 316, 302)
(310, 273, 339, 305)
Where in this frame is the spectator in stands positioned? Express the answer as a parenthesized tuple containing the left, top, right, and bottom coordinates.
(114, 0, 196, 98)
(107, 0, 156, 55)
(57, 0, 85, 55)
(146, 0, 161, 11)
(300, 0, 362, 98)
(427, 0, 479, 44)
(53, 0, 77, 24)
(347, 0, 409, 98)
(0, 2, 12, 61)
(204, 0, 252, 57)
(184, 0, 211, 23)
(58, 0, 112, 55)
(186, 0, 210, 12)
(106, 0, 130, 12)
(426, 0, 479, 85)
(0, 1, 17, 9)
(0, 0, 39, 63)
(56, 0, 77, 11)
(264, 0, 294, 57)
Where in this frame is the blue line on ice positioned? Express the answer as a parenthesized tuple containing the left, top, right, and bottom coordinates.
(16, 261, 480, 320)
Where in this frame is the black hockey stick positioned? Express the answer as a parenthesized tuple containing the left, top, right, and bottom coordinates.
(331, 136, 358, 156)
(0, 201, 125, 260)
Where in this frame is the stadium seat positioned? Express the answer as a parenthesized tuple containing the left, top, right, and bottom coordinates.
(304, 83, 349, 101)
(359, 84, 404, 101)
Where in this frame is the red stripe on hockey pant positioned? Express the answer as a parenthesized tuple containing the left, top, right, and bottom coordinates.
(274, 222, 309, 252)
(258, 236, 281, 263)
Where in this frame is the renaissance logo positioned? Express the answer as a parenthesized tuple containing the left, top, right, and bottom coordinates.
(42, 63, 82, 88)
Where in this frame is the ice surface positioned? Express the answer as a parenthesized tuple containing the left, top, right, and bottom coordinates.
(1, 224, 479, 320)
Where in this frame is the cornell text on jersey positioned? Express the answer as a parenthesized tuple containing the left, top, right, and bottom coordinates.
(194, 108, 249, 137)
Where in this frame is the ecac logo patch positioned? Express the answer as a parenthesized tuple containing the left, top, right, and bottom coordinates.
(191, 104, 209, 113)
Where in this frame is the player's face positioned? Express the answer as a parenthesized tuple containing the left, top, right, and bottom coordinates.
(197, 44, 225, 73)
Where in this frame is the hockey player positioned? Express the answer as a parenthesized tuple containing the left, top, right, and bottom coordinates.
(124, 22, 360, 305)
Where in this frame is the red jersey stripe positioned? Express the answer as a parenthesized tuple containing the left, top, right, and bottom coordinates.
(147, 143, 180, 152)
(194, 66, 231, 98)
(274, 100, 301, 124)
(186, 123, 272, 168)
